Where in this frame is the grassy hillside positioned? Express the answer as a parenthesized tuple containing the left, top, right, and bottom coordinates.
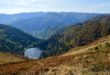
(39, 14, 110, 57)
(0, 35, 110, 75)
(0, 14, 110, 75)
(0, 53, 26, 65)
(0, 24, 42, 55)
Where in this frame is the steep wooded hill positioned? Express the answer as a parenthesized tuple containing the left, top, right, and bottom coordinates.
(0, 24, 41, 55)
(39, 14, 110, 57)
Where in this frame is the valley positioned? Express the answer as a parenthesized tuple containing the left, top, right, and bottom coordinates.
(0, 0, 110, 74)
(0, 12, 99, 39)
(0, 35, 110, 75)
(0, 13, 110, 75)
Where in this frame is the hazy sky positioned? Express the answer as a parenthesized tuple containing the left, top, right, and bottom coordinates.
(0, 0, 110, 14)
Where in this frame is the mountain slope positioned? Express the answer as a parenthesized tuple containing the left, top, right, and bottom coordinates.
(39, 14, 110, 57)
(0, 12, 99, 39)
(1, 15, 110, 75)
(0, 35, 110, 75)
(0, 24, 41, 55)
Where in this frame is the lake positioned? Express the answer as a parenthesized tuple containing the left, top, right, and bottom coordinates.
(24, 48, 42, 59)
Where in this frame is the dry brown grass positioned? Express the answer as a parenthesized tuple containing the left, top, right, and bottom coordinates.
(0, 53, 26, 65)
(1, 35, 110, 75)
(62, 35, 110, 56)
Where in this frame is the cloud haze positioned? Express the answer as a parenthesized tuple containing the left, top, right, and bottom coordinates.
(0, 0, 110, 14)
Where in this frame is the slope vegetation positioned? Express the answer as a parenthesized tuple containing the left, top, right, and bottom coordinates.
(0, 24, 41, 55)
(39, 14, 110, 57)
(0, 14, 110, 75)
(0, 53, 26, 65)
(0, 35, 110, 75)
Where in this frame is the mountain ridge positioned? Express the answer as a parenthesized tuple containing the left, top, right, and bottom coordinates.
(0, 12, 99, 39)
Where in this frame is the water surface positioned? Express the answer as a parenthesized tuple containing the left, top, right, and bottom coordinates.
(24, 48, 42, 59)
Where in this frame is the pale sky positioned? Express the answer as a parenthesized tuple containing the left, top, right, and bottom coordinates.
(0, 0, 110, 14)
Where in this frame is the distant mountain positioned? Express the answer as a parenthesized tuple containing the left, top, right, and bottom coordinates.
(0, 12, 99, 39)
(38, 14, 110, 57)
(0, 24, 41, 55)
(0, 12, 44, 24)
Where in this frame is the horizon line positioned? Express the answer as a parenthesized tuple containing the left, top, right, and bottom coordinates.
(0, 11, 109, 15)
